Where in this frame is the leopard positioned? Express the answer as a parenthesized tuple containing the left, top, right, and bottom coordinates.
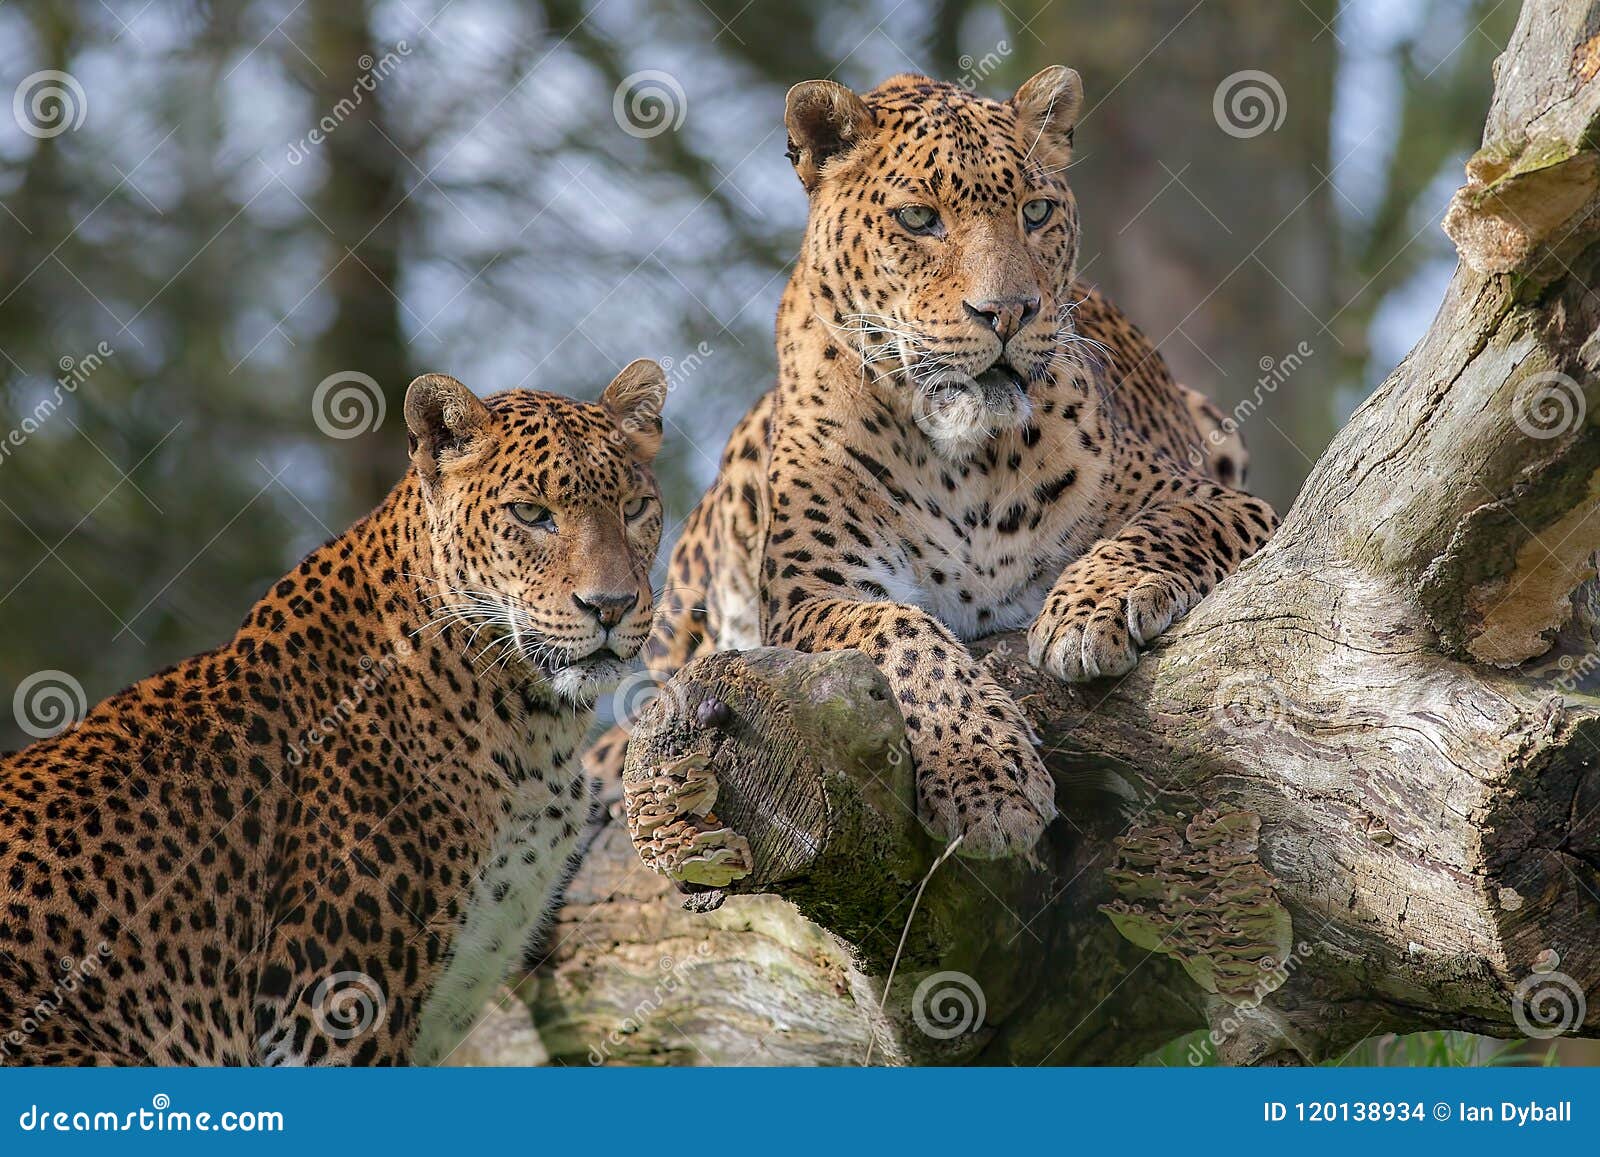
(589, 69, 1277, 860)
(0, 362, 668, 1064)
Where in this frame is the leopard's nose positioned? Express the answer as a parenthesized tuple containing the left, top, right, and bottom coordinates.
(963, 296, 1041, 342)
(572, 591, 638, 629)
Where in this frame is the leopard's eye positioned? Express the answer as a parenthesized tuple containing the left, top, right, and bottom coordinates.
(1022, 198, 1055, 229)
(622, 496, 651, 521)
(509, 502, 556, 531)
(893, 204, 941, 235)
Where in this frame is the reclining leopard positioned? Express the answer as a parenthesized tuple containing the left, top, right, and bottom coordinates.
(0, 363, 667, 1064)
(591, 70, 1277, 858)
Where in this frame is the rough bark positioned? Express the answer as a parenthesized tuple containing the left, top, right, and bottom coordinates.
(525, 0, 1600, 1065)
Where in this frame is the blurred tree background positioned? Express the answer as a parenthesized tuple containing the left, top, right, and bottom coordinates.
(0, 0, 1511, 744)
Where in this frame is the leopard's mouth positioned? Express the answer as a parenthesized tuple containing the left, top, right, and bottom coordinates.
(973, 359, 1028, 397)
(911, 358, 1035, 461)
(919, 358, 1028, 407)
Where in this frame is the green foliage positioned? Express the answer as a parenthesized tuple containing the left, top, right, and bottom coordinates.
(1143, 1030, 1563, 1067)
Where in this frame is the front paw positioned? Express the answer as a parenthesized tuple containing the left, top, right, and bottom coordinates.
(1028, 565, 1191, 682)
(918, 737, 1057, 859)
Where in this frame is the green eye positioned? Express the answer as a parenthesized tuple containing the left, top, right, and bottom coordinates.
(622, 496, 651, 521)
(510, 502, 555, 530)
(1022, 198, 1054, 228)
(894, 204, 941, 234)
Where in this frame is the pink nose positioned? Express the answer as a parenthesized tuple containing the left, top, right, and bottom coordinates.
(963, 296, 1041, 342)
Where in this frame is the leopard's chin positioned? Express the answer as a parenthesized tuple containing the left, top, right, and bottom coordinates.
(914, 364, 1033, 461)
(536, 646, 638, 706)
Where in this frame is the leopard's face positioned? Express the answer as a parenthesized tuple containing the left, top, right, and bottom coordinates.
(787, 69, 1085, 458)
(405, 362, 668, 705)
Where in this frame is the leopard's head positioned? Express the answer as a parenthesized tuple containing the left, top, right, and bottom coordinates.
(786, 68, 1084, 459)
(404, 362, 667, 705)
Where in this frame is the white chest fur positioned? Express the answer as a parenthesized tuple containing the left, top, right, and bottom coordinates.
(411, 711, 588, 1065)
(884, 431, 1104, 641)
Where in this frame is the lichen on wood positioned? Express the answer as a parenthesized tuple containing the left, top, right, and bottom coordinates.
(1101, 809, 1294, 1002)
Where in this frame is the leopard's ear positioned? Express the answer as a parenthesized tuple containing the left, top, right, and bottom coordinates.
(1011, 66, 1083, 162)
(784, 80, 876, 192)
(404, 373, 494, 490)
(601, 358, 667, 462)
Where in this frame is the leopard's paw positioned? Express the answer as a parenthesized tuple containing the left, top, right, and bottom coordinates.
(917, 736, 1057, 859)
(1028, 566, 1192, 682)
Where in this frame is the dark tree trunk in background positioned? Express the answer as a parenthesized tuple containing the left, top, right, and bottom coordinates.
(305, 1, 413, 518)
(524, 0, 1600, 1065)
(1026, 0, 1339, 513)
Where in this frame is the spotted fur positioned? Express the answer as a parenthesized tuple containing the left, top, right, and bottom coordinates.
(590, 71, 1277, 860)
(0, 364, 667, 1065)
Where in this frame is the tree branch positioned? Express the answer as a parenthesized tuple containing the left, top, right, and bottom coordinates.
(530, 0, 1600, 1066)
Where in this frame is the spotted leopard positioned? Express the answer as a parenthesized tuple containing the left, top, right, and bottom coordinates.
(591, 70, 1277, 859)
(0, 363, 667, 1064)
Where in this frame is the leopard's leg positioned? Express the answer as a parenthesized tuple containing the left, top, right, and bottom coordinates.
(771, 596, 1057, 858)
(1029, 473, 1278, 681)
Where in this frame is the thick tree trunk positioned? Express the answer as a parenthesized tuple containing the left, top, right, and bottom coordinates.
(524, 0, 1600, 1065)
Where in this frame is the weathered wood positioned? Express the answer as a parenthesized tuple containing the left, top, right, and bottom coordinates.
(525, 0, 1600, 1065)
